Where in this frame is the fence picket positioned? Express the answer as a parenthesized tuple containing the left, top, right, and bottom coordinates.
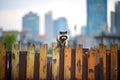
(26, 44, 35, 79)
(52, 43, 60, 80)
(111, 44, 118, 80)
(88, 50, 95, 80)
(11, 43, 20, 80)
(39, 44, 48, 80)
(75, 46, 82, 80)
(99, 44, 106, 80)
(0, 42, 6, 80)
(64, 45, 72, 80)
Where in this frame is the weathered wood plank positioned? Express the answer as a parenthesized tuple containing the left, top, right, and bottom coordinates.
(75, 46, 82, 80)
(94, 49, 99, 80)
(64, 45, 72, 80)
(99, 44, 106, 80)
(0, 42, 6, 80)
(39, 44, 48, 80)
(88, 50, 95, 80)
(110, 44, 118, 80)
(11, 43, 20, 80)
(52, 43, 60, 80)
(26, 44, 35, 79)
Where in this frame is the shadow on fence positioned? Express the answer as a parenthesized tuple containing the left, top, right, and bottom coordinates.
(0, 42, 120, 80)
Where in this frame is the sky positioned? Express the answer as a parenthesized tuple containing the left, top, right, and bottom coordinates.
(0, 0, 119, 36)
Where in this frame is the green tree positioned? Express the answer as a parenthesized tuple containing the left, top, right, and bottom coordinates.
(3, 33, 17, 51)
(48, 48, 52, 54)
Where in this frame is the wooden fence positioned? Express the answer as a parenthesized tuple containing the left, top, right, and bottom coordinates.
(0, 42, 120, 80)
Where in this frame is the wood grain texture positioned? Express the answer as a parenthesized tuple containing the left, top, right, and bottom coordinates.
(52, 43, 60, 80)
(88, 50, 95, 80)
(11, 43, 20, 80)
(110, 44, 118, 80)
(26, 44, 35, 79)
(99, 44, 107, 80)
(99, 44, 106, 80)
(75, 46, 82, 80)
(39, 44, 48, 80)
(0, 42, 6, 80)
(64, 45, 72, 80)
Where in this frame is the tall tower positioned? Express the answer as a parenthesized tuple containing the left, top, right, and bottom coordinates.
(45, 11, 53, 39)
(110, 12, 116, 34)
(115, 1, 120, 34)
(22, 11, 39, 38)
(87, 0, 107, 35)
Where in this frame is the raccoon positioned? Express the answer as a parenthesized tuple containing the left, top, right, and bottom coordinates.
(56, 31, 69, 48)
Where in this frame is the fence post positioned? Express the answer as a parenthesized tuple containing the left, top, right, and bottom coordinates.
(11, 43, 20, 80)
(39, 44, 48, 80)
(0, 42, 6, 80)
(110, 44, 118, 80)
(52, 42, 60, 80)
(64, 45, 72, 80)
(75, 45, 82, 80)
(88, 50, 95, 80)
(26, 44, 35, 79)
(99, 44, 106, 80)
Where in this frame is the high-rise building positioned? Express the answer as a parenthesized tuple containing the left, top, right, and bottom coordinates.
(115, 1, 120, 33)
(45, 11, 54, 39)
(110, 12, 116, 34)
(54, 17, 70, 38)
(22, 11, 39, 38)
(87, 0, 107, 35)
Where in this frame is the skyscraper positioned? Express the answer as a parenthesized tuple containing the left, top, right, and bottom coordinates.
(54, 17, 70, 38)
(45, 11, 54, 39)
(22, 11, 39, 38)
(87, 0, 107, 35)
(110, 12, 116, 34)
(115, 1, 120, 34)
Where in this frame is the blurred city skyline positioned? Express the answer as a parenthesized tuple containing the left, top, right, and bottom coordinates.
(0, 0, 119, 36)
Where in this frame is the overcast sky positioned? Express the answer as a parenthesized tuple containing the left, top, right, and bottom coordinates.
(0, 0, 119, 36)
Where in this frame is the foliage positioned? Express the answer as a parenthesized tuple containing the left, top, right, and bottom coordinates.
(48, 48, 52, 54)
(3, 33, 17, 51)
(35, 48, 39, 53)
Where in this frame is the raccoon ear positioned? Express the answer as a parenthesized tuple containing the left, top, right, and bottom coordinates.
(60, 32, 62, 34)
(65, 31, 67, 34)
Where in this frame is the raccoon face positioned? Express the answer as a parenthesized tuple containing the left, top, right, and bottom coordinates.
(56, 31, 69, 47)
(58, 31, 68, 43)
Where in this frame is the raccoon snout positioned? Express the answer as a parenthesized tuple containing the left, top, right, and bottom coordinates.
(61, 37, 66, 39)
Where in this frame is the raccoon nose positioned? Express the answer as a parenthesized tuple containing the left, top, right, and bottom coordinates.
(62, 37, 66, 39)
